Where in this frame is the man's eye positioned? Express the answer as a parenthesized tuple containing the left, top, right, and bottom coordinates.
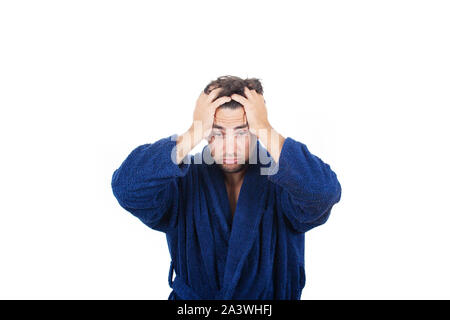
(212, 132, 222, 136)
(237, 131, 249, 136)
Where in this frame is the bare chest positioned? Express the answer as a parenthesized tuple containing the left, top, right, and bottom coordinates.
(225, 183, 243, 219)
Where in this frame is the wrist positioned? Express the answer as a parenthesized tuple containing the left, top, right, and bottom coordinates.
(176, 128, 196, 164)
(255, 122, 273, 139)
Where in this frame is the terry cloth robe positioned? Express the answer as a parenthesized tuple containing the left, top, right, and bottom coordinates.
(111, 134, 341, 300)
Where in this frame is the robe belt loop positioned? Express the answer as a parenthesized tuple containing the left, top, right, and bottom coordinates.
(168, 260, 204, 299)
(172, 275, 204, 300)
(168, 260, 175, 288)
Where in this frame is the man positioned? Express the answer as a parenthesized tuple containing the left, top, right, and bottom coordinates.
(111, 75, 342, 300)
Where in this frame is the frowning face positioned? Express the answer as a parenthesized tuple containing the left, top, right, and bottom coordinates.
(207, 107, 256, 173)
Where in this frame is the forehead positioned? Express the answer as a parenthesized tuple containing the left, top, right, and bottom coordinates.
(213, 107, 247, 129)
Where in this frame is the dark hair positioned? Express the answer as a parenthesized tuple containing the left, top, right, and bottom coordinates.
(203, 75, 264, 109)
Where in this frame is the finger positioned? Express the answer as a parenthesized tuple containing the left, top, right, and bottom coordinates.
(212, 96, 231, 108)
(197, 90, 207, 101)
(244, 86, 255, 98)
(207, 87, 224, 103)
(243, 113, 249, 125)
(230, 93, 247, 105)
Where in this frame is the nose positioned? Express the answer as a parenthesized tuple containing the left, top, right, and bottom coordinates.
(223, 134, 237, 155)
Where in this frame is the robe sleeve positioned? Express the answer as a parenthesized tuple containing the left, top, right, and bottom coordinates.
(267, 137, 342, 233)
(111, 134, 191, 233)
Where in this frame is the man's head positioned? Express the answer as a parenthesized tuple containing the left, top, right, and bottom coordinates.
(204, 75, 263, 173)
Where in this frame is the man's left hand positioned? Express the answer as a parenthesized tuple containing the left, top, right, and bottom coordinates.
(231, 87, 286, 163)
(231, 87, 272, 137)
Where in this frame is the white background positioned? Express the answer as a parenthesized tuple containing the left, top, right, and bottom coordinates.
(1, 1, 449, 299)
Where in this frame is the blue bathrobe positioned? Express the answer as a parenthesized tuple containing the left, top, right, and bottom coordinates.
(111, 134, 341, 300)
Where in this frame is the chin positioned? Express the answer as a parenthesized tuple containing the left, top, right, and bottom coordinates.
(219, 163, 247, 173)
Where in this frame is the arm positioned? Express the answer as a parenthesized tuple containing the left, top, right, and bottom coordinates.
(230, 87, 341, 232)
(267, 137, 342, 233)
(111, 88, 231, 233)
(111, 134, 192, 233)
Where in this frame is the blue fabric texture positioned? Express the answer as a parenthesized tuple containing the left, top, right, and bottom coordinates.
(111, 135, 341, 300)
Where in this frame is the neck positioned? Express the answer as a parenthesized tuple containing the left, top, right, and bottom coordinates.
(223, 166, 248, 186)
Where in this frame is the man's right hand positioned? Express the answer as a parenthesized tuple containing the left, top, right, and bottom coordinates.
(175, 87, 230, 165)
(192, 87, 231, 139)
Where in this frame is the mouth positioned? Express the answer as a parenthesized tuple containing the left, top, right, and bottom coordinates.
(223, 158, 238, 164)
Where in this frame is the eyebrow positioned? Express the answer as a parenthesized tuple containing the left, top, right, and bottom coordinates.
(212, 123, 249, 130)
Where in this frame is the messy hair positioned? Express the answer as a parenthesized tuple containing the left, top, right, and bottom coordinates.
(203, 75, 264, 109)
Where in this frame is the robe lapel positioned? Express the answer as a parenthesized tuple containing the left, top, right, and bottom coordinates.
(200, 140, 272, 299)
(194, 153, 232, 294)
(193, 177, 221, 293)
(214, 140, 271, 299)
(221, 163, 268, 299)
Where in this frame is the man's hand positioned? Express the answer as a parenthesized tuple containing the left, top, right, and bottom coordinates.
(176, 88, 230, 164)
(230, 87, 271, 136)
(193, 87, 231, 139)
(231, 87, 285, 163)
